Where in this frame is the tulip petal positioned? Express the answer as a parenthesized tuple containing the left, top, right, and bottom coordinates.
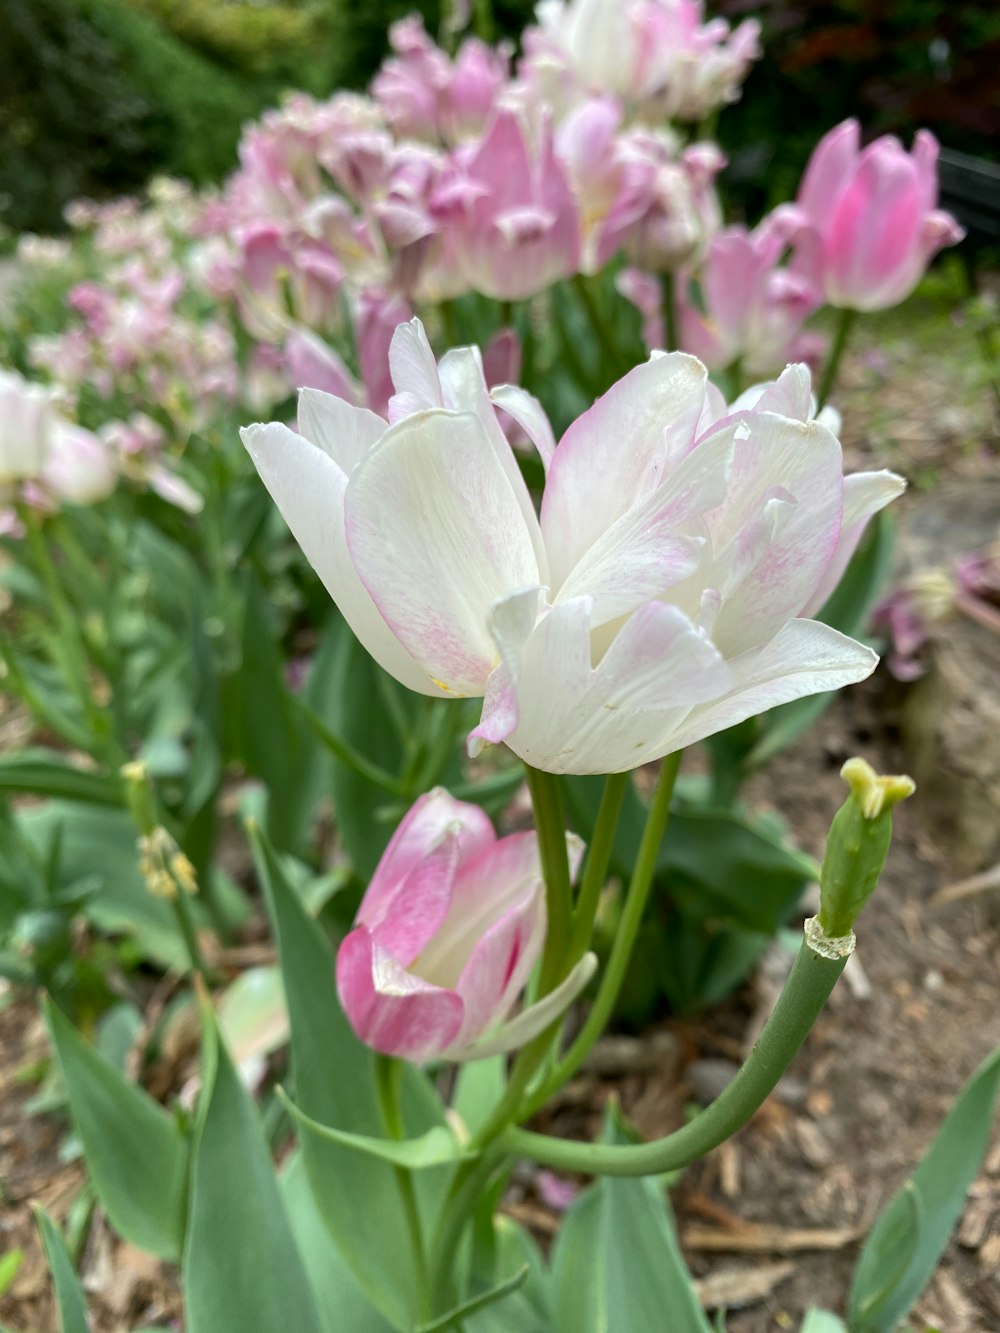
(490, 384, 558, 470)
(387, 318, 444, 421)
(704, 413, 845, 656)
(345, 409, 541, 696)
(363, 788, 495, 929)
(541, 352, 709, 588)
(454, 952, 598, 1061)
(336, 928, 464, 1063)
(297, 387, 386, 473)
(364, 829, 462, 967)
(473, 595, 733, 773)
(241, 422, 435, 694)
(798, 119, 859, 224)
(802, 469, 906, 616)
(664, 618, 878, 753)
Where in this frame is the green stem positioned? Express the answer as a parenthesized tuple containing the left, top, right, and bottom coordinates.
(816, 307, 856, 410)
(523, 766, 572, 995)
(521, 752, 682, 1119)
(568, 772, 629, 960)
(661, 271, 679, 353)
(375, 1056, 431, 1320)
(572, 273, 625, 378)
(171, 890, 209, 980)
(501, 931, 849, 1176)
(428, 1150, 504, 1314)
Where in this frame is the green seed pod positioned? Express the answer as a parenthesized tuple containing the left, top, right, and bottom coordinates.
(818, 758, 915, 939)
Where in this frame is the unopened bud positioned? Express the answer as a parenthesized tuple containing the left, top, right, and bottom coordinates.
(818, 758, 915, 939)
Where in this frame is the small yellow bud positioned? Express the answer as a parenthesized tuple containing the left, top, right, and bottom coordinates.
(840, 757, 916, 820)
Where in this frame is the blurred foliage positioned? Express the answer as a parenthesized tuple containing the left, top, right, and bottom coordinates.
(717, 0, 1000, 218)
(125, 0, 325, 78)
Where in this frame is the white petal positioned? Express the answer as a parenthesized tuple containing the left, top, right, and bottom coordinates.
(241, 421, 436, 694)
(387, 318, 443, 420)
(662, 619, 878, 752)
(451, 952, 598, 1061)
(490, 384, 557, 470)
(345, 410, 541, 696)
(802, 469, 906, 616)
(297, 387, 387, 474)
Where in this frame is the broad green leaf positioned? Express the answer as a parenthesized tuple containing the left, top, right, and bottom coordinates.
(280, 1089, 469, 1168)
(183, 1012, 324, 1333)
(281, 1152, 394, 1333)
(251, 822, 444, 1330)
(33, 1207, 90, 1333)
(849, 1043, 1000, 1332)
(464, 1217, 551, 1333)
(217, 965, 289, 1072)
(44, 997, 188, 1260)
(453, 1058, 506, 1139)
(0, 750, 122, 806)
(551, 1112, 711, 1333)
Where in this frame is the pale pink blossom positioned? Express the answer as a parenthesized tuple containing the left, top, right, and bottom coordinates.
(0, 370, 56, 483)
(623, 135, 725, 272)
(41, 419, 117, 506)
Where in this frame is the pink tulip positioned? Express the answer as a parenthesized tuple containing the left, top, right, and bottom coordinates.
(244, 321, 904, 774)
(447, 105, 581, 301)
(622, 135, 725, 272)
(336, 788, 589, 1063)
(793, 120, 964, 312)
(678, 214, 823, 375)
(0, 370, 56, 483)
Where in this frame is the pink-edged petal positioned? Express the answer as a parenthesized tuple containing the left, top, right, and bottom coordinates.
(802, 469, 906, 616)
(297, 387, 387, 473)
(664, 619, 878, 753)
(447, 877, 546, 1050)
(362, 828, 461, 966)
(240, 421, 435, 694)
(798, 119, 859, 225)
(336, 928, 464, 1063)
(484, 597, 733, 774)
(703, 413, 844, 656)
(453, 952, 598, 1061)
(345, 410, 541, 696)
(490, 384, 557, 471)
(364, 787, 495, 925)
(541, 353, 708, 588)
(387, 318, 443, 421)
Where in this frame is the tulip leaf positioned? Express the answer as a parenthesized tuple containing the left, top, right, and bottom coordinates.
(251, 820, 449, 1331)
(417, 1265, 529, 1333)
(183, 1008, 324, 1333)
(281, 1152, 395, 1333)
(453, 1057, 506, 1138)
(33, 1207, 90, 1333)
(43, 996, 188, 1261)
(0, 750, 123, 806)
(848, 1042, 1000, 1333)
(550, 1109, 711, 1333)
(279, 1088, 471, 1168)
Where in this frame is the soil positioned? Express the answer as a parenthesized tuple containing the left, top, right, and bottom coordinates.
(2, 295, 1000, 1330)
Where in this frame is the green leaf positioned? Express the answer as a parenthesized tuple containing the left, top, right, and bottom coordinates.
(849, 1043, 1000, 1332)
(33, 1207, 90, 1333)
(453, 1058, 506, 1139)
(281, 1152, 394, 1333)
(0, 750, 122, 806)
(43, 997, 188, 1261)
(279, 1089, 469, 1168)
(551, 1111, 710, 1333)
(251, 821, 444, 1330)
(418, 1265, 529, 1333)
(0, 1249, 23, 1298)
(183, 1009, 324, 1333)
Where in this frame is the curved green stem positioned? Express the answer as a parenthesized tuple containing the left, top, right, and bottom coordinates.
(502, 931, 849, 1176)
(521, 752, 682, 1119)
(817, 307, 857, 409)
(428, 1149, 504, 1314)
(375, 1056, 431, 1320)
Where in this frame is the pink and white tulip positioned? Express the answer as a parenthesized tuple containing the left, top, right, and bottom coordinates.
(41, 419, 117, 506)
(0, 370, 57, 484)
(336, 788, 590, 1063)
(243, 320, 904, 774)
(622, 135, 725, 272)
(792, 120, 964, 312)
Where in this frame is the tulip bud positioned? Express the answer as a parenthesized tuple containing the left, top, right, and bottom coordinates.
(818, 757, 915, 940)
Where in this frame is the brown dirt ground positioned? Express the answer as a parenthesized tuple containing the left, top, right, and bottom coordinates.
(2, 297, 1000, 1330)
